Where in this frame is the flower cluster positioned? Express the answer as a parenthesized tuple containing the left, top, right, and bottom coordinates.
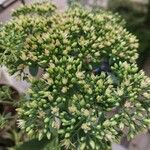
(0, 3, 55, 74)
(12, 2, 56, 17)
(0, 2, 150, 150)
(0, 4, 138, 73)
(18, 62, 150, 149)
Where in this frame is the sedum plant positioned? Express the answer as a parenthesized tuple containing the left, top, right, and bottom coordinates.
(0, 2, 150, 150)
(12, 1, 56, 17)
(0, 2, 56, 74)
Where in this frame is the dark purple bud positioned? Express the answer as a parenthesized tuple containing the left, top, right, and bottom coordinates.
(100, 62, 110, 72)
(93, 67, 101, 75)
(92, 58, 111, 75)
(100, 58, 111, 72)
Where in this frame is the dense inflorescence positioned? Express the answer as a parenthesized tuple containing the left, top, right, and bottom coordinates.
(0, 2, 150, 150)
(0, 2, 55, 74)
(0, 4, 138, 74)
(12, 2, 56, 17)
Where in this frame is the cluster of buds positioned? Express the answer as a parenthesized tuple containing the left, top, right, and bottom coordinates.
(12, 2, 56, 17)
(0, 2, 139, 73)
(0, 2, 150, 150)
(0, 3, 55, 73)
(18, 61, 150, 149)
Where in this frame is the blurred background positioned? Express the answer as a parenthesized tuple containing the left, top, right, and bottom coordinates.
(0, 0, 150, 76)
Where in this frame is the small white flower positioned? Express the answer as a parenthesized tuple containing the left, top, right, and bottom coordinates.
(52, 117, 61, 129)
(143, 92, 150, 99)
(68, 106, 77, 113)
(81, 123, 91, 133)
(62, 78, 68, 85)
(61, 86, 68, 93)
(17, 119, 26, 128)
(51, 107, 59, 115)
(75, 71, 85, 79)
(117, 88, 124, 96)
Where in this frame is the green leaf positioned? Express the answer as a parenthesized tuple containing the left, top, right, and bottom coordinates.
(16, 138, 49, 150)
(43, 137, 60, 150)
(29, 65, 39, 77)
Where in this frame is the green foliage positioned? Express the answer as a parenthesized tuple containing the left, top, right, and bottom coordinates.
(0, 2, 150, 150)
(0, 87, 18, 149)
(0, 86, 13, 102)
(16, 138, 51, 150)
(0, 86, 16, 130)
(0, 113, 9, 129)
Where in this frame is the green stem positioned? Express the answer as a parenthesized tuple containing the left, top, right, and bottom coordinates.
(0, 100, 14, 105)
